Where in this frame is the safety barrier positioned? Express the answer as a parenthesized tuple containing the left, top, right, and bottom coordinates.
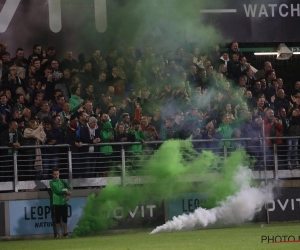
(0, 137, 300, 192)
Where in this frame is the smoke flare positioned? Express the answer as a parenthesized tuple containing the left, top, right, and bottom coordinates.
(151, 167, 273, 234)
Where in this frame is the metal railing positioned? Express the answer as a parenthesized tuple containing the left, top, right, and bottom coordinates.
(0, 136, 300, 192)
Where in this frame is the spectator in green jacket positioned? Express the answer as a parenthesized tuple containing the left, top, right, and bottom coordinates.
(100, 121, 114, 154)
(129, 119, 146, 154)
(69, 86, 84, 113)
(216, 114, 233, 148)
(99, 121, 114, 175)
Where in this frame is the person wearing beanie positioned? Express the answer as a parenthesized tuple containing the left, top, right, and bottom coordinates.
(69, 119, 78, 130)
(115, 112, 131, 133)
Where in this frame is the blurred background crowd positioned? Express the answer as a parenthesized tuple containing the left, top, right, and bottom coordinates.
(1, 41, 300, 180)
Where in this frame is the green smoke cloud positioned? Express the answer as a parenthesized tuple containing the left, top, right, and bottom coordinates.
(103, 0, 228, 51)
(72, 140, 252, 237)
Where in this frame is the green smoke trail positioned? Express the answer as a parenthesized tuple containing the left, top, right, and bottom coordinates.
(72, 140, 252, 237)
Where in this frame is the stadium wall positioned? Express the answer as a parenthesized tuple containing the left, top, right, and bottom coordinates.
(1, 181, 300, 238)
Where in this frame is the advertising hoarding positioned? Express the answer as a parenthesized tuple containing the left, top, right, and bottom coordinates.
(9, 197, 86, 236)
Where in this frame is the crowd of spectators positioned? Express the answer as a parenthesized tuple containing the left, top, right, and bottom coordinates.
(1, 41, 300, 181)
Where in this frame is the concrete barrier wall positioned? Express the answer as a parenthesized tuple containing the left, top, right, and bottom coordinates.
(1, 180, 300, 238)
(0, 189, 165, 238)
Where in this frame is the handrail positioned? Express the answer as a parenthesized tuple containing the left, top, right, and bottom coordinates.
(0, 135, 299, 192)
(0, 135, 298, 150)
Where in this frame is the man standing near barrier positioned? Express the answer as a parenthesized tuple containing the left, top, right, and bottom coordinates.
(50, 167, 72, 238)
(0, 119, 22, 181)
(263, 109, 284, 170)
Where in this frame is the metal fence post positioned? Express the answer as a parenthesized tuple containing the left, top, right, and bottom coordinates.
(68, 147, 73, 184)
(261, 121, 270, 224)
(223, 146, 227, 159)
(273, 144, 278, 180)
(261, 122, 267, 177)
(121, 147, 126, 186)
(13, 152, 18, 192)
